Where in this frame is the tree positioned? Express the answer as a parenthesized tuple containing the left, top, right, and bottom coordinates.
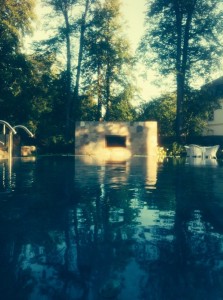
(108, 86, 137, 121)
(78, 95, 98, 120)
(0, 0, 36, 122)
(82, 0, 135, 120)
(41, 0, 95, 140)
(183, 82, 221, 136)
(138, 86, 221, 136)
(140, 0, 223, 139)
(138, 94, 176, 136)
(73, 0, 91, 122)
(44, 0, 79, 139)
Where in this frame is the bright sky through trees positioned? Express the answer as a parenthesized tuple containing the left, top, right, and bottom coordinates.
(121, 0, 146, 52)
(31, 0, 146, 51)
(26, 0, 223, 103)
(27, 0, 165, 101)
(121, 0, 167, 100)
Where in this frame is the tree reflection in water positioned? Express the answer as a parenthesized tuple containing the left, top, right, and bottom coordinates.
(0, 157, 223, 299)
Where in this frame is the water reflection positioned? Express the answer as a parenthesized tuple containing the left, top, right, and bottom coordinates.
(0, 160, 13, 193)
(186, 157, 218, 167)
(0, 157, 223, 299)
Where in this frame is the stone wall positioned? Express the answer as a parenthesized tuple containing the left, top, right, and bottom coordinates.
(75, 121, 157, 159)
(21, 146, 36, 157)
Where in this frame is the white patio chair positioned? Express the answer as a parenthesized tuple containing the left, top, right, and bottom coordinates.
(203, 145, 219, 159)
(185, 144, 203, 158)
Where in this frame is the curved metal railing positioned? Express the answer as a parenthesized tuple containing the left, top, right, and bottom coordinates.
(0, 120, 17, 134)
(13, 125, 34, 137)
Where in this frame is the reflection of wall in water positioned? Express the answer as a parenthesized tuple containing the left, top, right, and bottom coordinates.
(146, 156, 157, 186)
(74, 156, 130, 188)
(127, 157, 157, 187)
(75, 121, 157, 159)
(75, 156, 157, 188)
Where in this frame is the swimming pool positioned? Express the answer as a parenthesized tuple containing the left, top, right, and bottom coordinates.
(0, 156, 223, 300)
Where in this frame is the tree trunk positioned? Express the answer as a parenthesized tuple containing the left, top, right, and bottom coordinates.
(174, 0, 183, 140)
(63, 7, 72, 140)
(105, 61, 111, 120)
(176, 73, 184, 140)
(73, 0, 90, 123)
(97, 63, 102, 120)
(174, 0, 195, 141)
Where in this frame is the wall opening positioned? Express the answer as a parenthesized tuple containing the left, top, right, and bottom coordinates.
(105, 135, 126, 148)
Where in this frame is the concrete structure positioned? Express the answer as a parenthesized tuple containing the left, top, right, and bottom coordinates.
(75, 121, 157, 160)
(21, 146, 36, 157)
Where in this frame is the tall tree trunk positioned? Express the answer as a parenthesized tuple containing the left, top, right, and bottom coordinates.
(60, 1, 72, 140)
(174, 0, 183, 140)
(73, 0, 90, 122)
(176, 73, 184, 140)
(97, 63, 102, 120)
(179, 10, 193, 138)
(105, 61, 111, 120)
(174, 0, 194, 141)
(72, 0, 90, 148)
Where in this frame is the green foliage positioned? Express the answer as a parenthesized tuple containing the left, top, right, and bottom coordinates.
(182, 87, 221, 136)
(141, 0, 223, 80)
(138, 94, 176, 136)
(37, 134, 74, 154)
(167, 142, 185, 157)
(82, 0, 135, 120)
(157, 146, 167, 161)
(108, 86, 137, 121)
(1, 0, 223, 153)
(138, 85, 221, 137)
(0, 0, 37, 126)
(42, 0, 83, 138)
(0, 0, 70, 146)
(140, 0, 223, 137)
(0, 0, 35, 37)
(78, 95, 98, 121)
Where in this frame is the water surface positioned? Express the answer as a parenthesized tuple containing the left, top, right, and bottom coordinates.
(0, 156, 223, 300)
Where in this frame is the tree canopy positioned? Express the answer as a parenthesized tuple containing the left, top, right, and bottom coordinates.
(82, 0, 135, 120)
(140, 0, 223, 138)
(138, 94, 176, 136)
(0, 0, 36, 123)
(1, 0, 223, 152)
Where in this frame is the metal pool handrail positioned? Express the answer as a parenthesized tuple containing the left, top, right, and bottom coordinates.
(13, 125, 34, 137)
(0, 120, 17, 134)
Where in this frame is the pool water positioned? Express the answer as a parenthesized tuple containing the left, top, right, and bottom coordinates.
(0, 156, 223, 300)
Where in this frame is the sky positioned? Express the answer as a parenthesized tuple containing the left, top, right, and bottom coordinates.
(120, 0, 165, 101)
(30, 0, 162, 101)
(33, 0, 147, 51)
(121, 0, 147, 52)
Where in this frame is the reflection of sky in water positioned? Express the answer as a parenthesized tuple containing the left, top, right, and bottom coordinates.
(0, 157, 223, 299)
(138, 207, 175, 229)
